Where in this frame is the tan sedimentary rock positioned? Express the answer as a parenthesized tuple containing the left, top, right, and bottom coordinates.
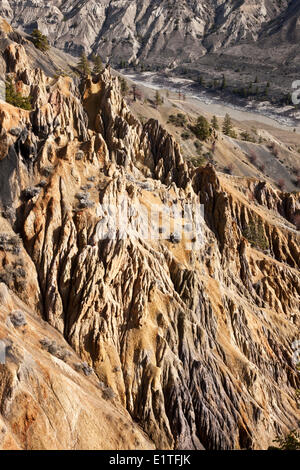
(0, 283, 154, 450)
(0, 27, 299, 450)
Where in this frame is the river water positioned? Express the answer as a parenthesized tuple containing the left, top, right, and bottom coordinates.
(123, 72, 300, 133)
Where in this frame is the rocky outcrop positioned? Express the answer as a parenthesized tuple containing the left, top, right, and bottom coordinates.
(0, 29, 299, 450)
(0, 283, 153, 450)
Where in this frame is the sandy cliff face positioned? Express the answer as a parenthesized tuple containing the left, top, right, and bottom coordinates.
(0, 283, 154, 450)
(0, 21, 299, 450)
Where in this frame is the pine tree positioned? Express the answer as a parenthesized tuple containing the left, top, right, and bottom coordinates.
(30, 29, 50, 52)
(211, 115, 219, 130)
(92, 55, 103, 75)
(222, 113, 233, 136)
(191, 115, 211, 141)
(77, 53, 91, 77)
(155, 90, 162, 107)
(119, 77, 129, 96)
(221, 74, 226, 90)
(5, 78, 32, 110)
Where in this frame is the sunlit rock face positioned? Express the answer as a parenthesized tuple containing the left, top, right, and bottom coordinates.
(0, 18, 299, 450)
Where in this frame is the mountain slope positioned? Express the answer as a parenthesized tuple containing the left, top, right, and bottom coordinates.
(2, 0, 299, 105)
(0, 0, 294, 66)
(0, 18, 299, 450)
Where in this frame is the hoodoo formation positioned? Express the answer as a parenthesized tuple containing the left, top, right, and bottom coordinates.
(0, 14, 299, 451)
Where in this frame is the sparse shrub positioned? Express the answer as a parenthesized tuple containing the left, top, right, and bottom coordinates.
(40, 338, 71, 361)
(240, 131, 256, 143)
(190, 115, 211, 141)
(81, 184, 93, 191)
(242, 221, 269, 251)
(75, 361, 93, 376)
(181, 131, 191, 140)
(75, 150, 84, 161)
(82, 362, 93, 375)
(0, 247, 26, 292)
(168, 113, 187, 127)
(40, 338, 52, 350)
(75, 192, 95, 209)
(205, 151, 214, 161)
(9, 310, 27, 328)
(6, 78, 32, 111)
(2, 206, 15, 224)
(30, 29, 50, 52)
(0, 234, 22, 255)
(102, 386, 116, 400)
(270, 430, 300, 450)
(194, 140, 203, 151)
(15, 266, 26, 278)
(190, 155, 207, 167)
(0, 270, 26, 292)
